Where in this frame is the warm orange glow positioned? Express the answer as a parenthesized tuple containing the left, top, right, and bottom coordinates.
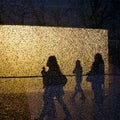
(0, 25, 109, 120)
(0, 25, 108, 93)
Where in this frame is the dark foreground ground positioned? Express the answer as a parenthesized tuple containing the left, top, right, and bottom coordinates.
(0, 85, 119, 120)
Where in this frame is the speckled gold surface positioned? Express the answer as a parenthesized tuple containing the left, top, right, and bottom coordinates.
(0, 26, 109, 120)
(0, 26, 110, 95)
(0, 26, 108, 91)
(0, 26, 108, 75)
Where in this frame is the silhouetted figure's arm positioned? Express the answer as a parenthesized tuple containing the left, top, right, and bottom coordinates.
(41, 67, 47, 88)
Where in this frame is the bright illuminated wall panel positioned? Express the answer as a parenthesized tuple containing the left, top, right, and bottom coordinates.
(0, 26, 109, 119)
(0, 26, 108, 77)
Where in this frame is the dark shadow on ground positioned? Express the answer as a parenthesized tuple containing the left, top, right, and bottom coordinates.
(0, 89, 115, 120)
(0, 93, 31, 120)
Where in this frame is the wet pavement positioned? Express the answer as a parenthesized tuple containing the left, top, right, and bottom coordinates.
(0, 72, 120, 120)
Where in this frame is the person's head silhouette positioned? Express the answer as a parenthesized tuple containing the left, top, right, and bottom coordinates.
(76, 60, 81, 65)
(47, 56, 57, 66)
(94, 53, 104, 64)
(47, 56, 60, 71)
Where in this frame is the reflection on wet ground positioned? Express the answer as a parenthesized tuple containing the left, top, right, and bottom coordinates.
(0, 75, 119, 120)
(0, 89, 116, 120)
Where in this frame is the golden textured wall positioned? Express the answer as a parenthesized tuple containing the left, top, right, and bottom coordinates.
(0, 26, 108, 75)
(0, 25, 108, 93)
(0, 26, 109, 119)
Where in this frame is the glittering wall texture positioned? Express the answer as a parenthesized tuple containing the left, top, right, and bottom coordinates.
(0, 25, 109, 91)
(0, 26, 109, 120)
(0, 26, 108, 75)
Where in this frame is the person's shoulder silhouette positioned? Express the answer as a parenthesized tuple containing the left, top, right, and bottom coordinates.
(45, 55, 67, 86)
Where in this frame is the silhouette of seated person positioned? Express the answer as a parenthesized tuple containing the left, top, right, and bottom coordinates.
(38, 56, 72, 120)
